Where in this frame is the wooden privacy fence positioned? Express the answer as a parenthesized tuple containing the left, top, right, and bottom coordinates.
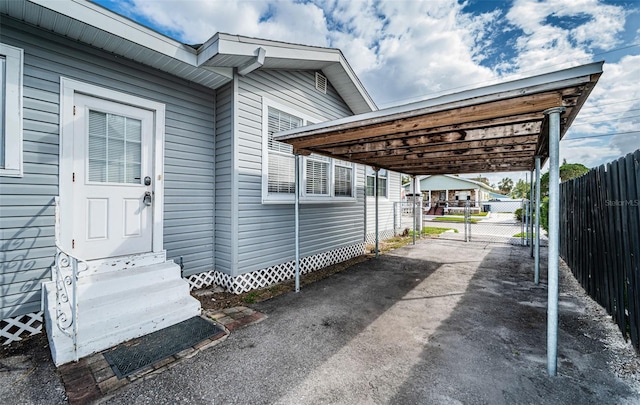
(560, 150, 640, 352)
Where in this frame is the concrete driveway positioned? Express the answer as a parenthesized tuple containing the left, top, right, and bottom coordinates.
(100, 239, 639, 404)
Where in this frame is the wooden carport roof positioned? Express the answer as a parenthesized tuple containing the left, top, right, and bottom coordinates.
(275, 62, 603, 176)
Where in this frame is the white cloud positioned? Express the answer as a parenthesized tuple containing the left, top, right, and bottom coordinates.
(115, 0, 637, 169)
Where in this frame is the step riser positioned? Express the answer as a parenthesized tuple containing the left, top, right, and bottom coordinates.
(75, 264, 178, 298)
(77, 279, 189, 314)
(77, 284, 191, 331)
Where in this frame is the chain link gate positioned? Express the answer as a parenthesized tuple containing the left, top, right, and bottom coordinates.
(412, 199, 547, 246)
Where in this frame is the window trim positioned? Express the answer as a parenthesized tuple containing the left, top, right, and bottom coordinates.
(261, 98, 357, 204)
(0, 43, 24, 177)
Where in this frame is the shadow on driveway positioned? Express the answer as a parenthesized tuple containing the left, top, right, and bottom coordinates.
(103, 239, 639, 404)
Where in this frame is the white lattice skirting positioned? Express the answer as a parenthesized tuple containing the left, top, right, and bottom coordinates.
(365, 229, 399, 245)
(186, 242, 366, 294)
(1, 311, 43, 345)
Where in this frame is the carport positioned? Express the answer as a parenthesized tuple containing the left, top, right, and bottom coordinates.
(274, 61, 604, 376)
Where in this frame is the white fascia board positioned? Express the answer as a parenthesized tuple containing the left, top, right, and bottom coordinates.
(215, 37, 340, 63)
(335, 53, 377, 112)
(29, 0, 197, 65)
(275, 61, 604, 141)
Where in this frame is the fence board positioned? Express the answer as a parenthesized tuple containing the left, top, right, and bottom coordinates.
(560, 150, 640, 352)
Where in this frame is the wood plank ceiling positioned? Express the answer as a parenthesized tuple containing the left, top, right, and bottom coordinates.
(275, 65, 602, 176)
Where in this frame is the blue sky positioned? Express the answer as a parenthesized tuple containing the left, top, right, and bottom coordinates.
(92, 0, 639, 186)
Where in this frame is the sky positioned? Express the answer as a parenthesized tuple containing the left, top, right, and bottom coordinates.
(92, 0, 639, 188)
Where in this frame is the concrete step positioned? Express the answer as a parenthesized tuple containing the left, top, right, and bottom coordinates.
(43, 260, 201, 366)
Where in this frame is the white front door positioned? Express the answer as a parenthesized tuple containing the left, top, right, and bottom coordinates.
(72, 94, 154, 260)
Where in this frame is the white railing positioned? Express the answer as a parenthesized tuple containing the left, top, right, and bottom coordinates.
(53, 197, 87, 361)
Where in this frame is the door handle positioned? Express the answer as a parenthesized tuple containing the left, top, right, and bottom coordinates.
(143, 191, 152, 206)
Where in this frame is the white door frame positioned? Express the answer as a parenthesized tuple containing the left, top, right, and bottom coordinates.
(59, 78, 165, 258)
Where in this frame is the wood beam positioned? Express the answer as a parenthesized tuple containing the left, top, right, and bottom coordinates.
(302, 112, 544, 150)
(359, 148, 536, 166)
(288, 91, 562, 149)
(319, 122, 542, 155)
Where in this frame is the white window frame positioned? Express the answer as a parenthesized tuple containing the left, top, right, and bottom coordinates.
(0, 43, 24, 177)
(366, 167, 388, 199)
(261, 98, 357, 204)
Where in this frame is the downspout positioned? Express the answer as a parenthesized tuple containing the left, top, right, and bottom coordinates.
(545, 106, 565, 376)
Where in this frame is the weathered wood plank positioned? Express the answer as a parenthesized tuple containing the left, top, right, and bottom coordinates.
(289, 92, 562, 149)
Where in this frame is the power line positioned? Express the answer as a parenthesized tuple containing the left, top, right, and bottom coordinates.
(572, 113, 640, 126)
(562, 130, 640, 141)
(579, 98, 640, 111)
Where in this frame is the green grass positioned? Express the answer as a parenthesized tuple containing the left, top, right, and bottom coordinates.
(432, 217, 479, 224)
(243, 291, 260, 304)
(513, 232, 536, 238)
(409, 226, 459, 237)
(447, 212, 489, 217)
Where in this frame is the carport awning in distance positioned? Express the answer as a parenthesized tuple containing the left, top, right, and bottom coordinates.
(274, 61, 603, 176)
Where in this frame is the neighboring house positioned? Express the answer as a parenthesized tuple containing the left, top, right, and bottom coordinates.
(0, 0, 401, 363)
(404, 175, 495, 214)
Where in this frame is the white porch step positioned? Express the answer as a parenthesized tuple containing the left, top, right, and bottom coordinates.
(43, 260, 201, 366)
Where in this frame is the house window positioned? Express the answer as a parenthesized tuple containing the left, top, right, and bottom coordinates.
(366, 167, 387, 197)
(263, 101, 355, 203)
(305, 154, 329, 195)
(267, 108, 302, 194)
(334, 160, 353, 197)
(0, 43, 23, 177)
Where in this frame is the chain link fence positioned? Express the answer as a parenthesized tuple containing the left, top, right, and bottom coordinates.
(396, 199, 548, 246)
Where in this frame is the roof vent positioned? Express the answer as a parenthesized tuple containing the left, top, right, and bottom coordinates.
(315, 72, 327, 94)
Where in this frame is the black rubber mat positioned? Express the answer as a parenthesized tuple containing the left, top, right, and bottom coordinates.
(103, 316, 224, 379)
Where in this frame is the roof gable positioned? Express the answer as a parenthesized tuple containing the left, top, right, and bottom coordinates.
(5, 0, 376, 114)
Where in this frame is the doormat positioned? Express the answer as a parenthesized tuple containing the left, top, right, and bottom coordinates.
(103, 316, 224, 379)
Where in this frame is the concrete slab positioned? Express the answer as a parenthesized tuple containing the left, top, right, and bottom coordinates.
(99, 239, 640, 404)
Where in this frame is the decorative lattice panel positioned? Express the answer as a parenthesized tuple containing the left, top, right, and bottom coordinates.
(365, 229, 398, 245)
(186, 242, 366, 294)
(1, 311, 43, 345)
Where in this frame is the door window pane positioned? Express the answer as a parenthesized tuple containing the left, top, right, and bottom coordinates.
(88, 110, 142, 184)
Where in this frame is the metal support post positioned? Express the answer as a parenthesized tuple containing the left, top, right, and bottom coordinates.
(530, 171, 534, 255)
(375, 168, 379, 258)
(294, 154, 301, 293)
(535, 156, 541, 285)
(545, 106, 565, 376)
(412, 176, 417, 245)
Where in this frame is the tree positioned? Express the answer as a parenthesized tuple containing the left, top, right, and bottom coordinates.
(510, 179, 530, 199)
(498, 177, 513, 194)
(560, 163, 589, 182)
(536, 162, 590, 231)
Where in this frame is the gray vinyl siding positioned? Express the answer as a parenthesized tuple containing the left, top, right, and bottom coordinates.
(366, 171, 403, 236)
(0, 19, 215, 318)
(213, 82, 234, 275)
(234, 70, 365, 276)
